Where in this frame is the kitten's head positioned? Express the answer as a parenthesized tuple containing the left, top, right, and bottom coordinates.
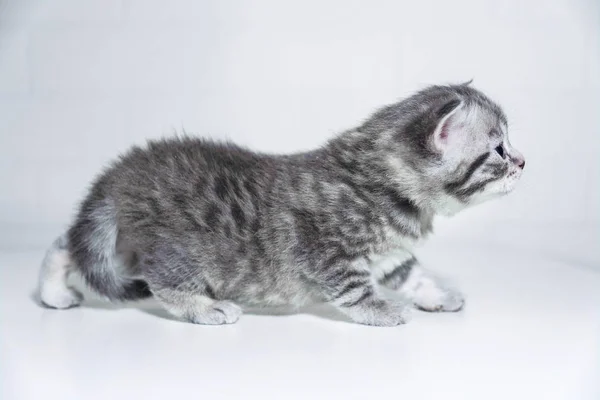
(361, 83, 525, 215)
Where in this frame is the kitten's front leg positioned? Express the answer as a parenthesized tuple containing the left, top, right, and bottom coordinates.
(319, 261, 411, 326)
(379, 257, 465, 312)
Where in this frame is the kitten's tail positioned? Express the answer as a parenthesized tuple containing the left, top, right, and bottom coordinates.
(67, 199, 153, 302)
(38, 225, 152, 308)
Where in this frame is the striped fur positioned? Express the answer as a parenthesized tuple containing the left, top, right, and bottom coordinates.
(37, 83, 524, 326)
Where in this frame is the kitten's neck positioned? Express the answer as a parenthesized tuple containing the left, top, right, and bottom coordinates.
(323, 131, 435, 239)
(325, 129, 432, 208)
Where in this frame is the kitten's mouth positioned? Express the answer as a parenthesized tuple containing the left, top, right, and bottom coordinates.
(500, 171, 521, 194)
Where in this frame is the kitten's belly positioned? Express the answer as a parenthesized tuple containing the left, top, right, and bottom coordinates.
(232, 288, 320, 308)
(218, 245, 416, 307)
(222, 270, 322, 308)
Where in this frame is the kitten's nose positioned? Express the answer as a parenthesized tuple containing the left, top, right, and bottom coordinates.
(512, 155, 525, 170)
(509, 148, 525, 170)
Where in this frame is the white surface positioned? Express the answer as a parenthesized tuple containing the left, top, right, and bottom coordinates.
(1, 238, 599, 400)
(0, 0, 599, 245)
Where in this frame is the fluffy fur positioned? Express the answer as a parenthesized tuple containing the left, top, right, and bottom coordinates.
(38, 83, 525, 326)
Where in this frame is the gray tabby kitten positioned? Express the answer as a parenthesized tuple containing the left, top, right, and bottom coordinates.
(38, 84, 525, 326)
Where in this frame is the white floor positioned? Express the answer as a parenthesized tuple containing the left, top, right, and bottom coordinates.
(1, 237, 599, 400)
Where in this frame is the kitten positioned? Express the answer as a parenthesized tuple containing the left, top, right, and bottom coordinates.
(37, 83, 525, 326)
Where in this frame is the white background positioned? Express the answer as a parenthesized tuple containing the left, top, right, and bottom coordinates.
(0, 1, 599, 400)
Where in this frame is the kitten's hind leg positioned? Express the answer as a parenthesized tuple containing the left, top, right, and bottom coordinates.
(380, 259, 465, 312)
(38, 234, 83, 309)
(152, 288, 242, 325)
(140, 246, 243, 325)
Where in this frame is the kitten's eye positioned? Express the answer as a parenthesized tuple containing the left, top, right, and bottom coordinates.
(495, 145, 505, 159)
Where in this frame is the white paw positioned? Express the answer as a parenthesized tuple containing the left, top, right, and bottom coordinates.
(438, 289, 465, 312)
(40, 287, 83, 309)
(187, 301, 243, 325)
(212, 301, 243, 324)
(413, 281, 465, 312)
(364, 299, 413, 327)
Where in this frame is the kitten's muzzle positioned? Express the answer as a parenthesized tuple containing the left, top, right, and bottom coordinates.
(509, 150, 525, 170)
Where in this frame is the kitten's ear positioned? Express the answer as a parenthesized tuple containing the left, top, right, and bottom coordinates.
(431, 99, 463, 151)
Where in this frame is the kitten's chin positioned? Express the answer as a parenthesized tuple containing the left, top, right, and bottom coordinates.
(491, 176, 520, 196)
(471, 173, 522, 201)
(468, 181, 518, 205)
(433, 196, 467, 217)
